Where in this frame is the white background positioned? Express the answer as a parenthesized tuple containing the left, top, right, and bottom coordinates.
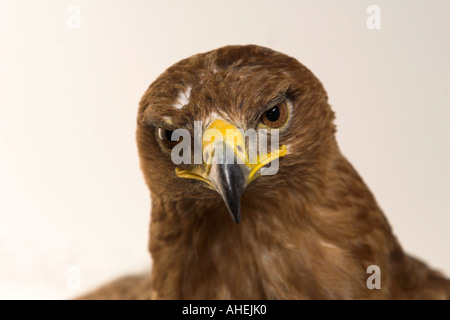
(0, 0, 449, 299)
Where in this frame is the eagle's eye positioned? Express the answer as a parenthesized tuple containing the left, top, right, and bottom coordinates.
(157, 128, 180, 149)
(260, 102, 288, 128)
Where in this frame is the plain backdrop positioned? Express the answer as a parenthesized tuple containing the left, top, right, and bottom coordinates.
(0, 0, 449, 299)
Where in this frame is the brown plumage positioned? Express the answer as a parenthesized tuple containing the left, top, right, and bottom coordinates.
(80, 45, 450, 300)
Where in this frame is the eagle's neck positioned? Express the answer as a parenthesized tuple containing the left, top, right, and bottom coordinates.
(149, 154, 399, 299)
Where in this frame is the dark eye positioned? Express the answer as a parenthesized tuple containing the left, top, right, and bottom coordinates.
(157, 128, 179, 149)
(261, 102, 288, 128)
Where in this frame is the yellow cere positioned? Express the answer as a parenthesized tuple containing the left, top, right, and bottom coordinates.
(175, 119, 287, 185)
(202, 119, 248, 165)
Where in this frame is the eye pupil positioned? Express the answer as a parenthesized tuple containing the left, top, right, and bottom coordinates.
(260, 102, 288, 128)
(157, 128, 178, 149)
(265, 107, 280, 122)
(165, 130, 173, 141)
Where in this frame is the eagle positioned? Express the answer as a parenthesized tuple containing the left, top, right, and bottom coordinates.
(79, 45, 450, 300)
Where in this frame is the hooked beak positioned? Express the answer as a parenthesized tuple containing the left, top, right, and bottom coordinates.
(208, 144, 247, 223)
(175, 119, 287, 223)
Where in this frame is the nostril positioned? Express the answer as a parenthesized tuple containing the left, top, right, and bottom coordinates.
(205, 149, 215, 163)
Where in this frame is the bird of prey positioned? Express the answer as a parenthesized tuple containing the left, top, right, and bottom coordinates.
(81, 45, 449, 300)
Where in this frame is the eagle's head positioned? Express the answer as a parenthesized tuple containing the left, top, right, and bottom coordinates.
(137, 45, 336, 223)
